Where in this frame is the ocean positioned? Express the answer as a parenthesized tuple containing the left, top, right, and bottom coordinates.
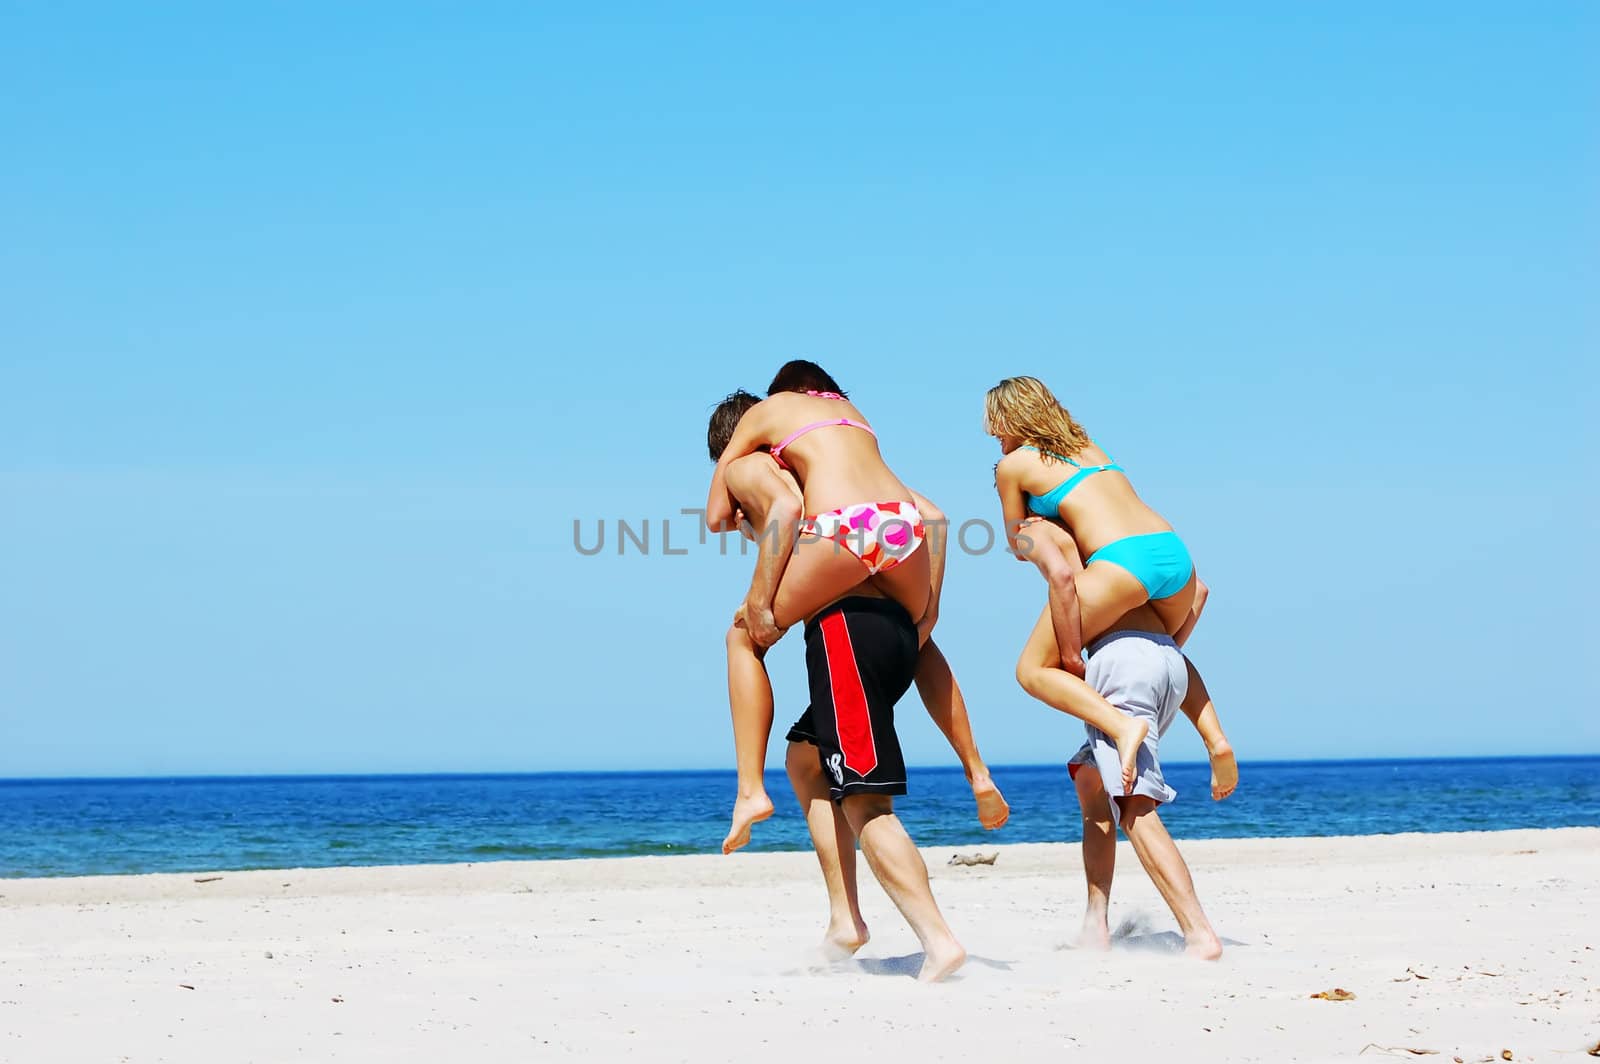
(2, 757, 1596, 879)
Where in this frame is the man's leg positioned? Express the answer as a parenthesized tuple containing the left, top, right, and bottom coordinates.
(1117, 796, 1223, 959)
(1071, 763, 1117, 950)
(784, 741, 869, 957)
(915, 639, 1009, 829)
(839, 794, 966, 983)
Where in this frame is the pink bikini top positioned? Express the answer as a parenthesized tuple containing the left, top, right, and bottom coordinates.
(769, 391, 876, 470)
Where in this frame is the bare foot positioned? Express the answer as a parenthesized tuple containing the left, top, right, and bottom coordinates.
(917, 937, 967, 983)
(1113, 719, 1150, 795)
(721, 791, 774, 854)
(1208, 740, 1238, 800)
(1077, 913, 1111, 951)
(970, 774, 1010, 830)
(1185, 929, 1223, 960)
(821, 917, 870, 960)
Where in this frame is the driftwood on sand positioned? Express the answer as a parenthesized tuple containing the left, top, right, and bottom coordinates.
(947, 852, 998, 867)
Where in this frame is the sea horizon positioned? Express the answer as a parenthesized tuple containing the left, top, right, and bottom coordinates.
(6, 751, 1597, 785)
(4, 755, 1598, 880)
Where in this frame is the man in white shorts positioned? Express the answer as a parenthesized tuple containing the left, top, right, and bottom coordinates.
(1067, 601, 1224, 960)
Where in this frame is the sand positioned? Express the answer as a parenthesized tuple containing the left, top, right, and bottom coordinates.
(2, 827, 1596, 1063)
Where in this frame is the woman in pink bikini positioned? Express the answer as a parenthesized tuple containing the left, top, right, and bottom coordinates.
(704, 360, 943, 852)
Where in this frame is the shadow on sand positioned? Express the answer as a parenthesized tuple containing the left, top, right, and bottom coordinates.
(1114, 930, 1249, 954)
(1055, 928, 1250, 954)
(1054, 914, 1251, 955)
(1114, 930, 1189, 954)
(851, 953, 1013, 979)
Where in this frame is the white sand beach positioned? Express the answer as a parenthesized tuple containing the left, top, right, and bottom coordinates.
(2, 828, 1595, 1063)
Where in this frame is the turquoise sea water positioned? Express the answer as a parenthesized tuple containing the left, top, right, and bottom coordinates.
(2, 757, 1596, 878)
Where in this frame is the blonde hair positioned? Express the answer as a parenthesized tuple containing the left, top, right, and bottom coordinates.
(983, 376, 1090, 459)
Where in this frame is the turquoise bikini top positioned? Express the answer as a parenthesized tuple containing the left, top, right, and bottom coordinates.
(1021, 443, 1123, 518)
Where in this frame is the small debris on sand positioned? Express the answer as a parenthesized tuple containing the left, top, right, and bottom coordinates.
(1358, 1046, 1437, 1057)
(193, 877, 223, 884)
(1310, 988, 1356, 1001)
(947, 852, 998, 867)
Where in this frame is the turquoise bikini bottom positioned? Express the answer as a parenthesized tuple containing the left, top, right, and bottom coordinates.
(1086, 531, 1194, 602)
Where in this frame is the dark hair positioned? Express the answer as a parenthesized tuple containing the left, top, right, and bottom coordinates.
(766, 359, 845, 398)
(707, 389, 761, 461)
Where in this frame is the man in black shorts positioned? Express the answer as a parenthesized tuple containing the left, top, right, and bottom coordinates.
(706, 383, 970, 983)
(790, 597, 917, 801)
(782, 593, 966, 982)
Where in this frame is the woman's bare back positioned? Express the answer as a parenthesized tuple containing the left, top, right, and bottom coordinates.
(757, 392, 916, 514)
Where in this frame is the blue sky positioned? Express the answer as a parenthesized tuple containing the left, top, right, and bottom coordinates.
(2, 3, 1595, 777)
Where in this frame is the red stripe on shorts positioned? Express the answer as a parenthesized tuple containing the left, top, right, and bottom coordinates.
(820, 611, 878, 777)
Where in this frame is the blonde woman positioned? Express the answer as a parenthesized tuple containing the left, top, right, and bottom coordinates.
(986, 375, 1237, 800)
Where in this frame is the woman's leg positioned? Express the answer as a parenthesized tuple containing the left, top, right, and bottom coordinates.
(1149, 569, 1200, 638)
(723, 538, 916, 854)
(722, 623, 776, 853)
(719, 454, 810, 854)
(1180, 656, 1238, 800)
(1171, 578, 1208, 648)
(914, 639, 1009, 830)
(769, 538, 930, 630)
(1015, 604, 1149, 795)
(1020, 520, 1162, 669)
